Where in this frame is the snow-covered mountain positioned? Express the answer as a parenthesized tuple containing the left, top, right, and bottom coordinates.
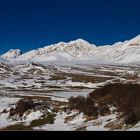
(2, 49, 22, 59)
(96, 35, 140, 63)
(1, 35, 140, 64)
(15, 39, 98, 62)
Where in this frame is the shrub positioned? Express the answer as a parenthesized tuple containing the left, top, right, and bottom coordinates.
(69, 96, 97, 116)
(10, 99, 35, 117)
(68, 83, 140, 125)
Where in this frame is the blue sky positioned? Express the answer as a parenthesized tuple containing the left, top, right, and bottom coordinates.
(0, 0, 140, 54)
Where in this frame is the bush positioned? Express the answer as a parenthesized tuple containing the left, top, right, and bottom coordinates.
(68, 83, 140, 125)
(10, 99, 35, 117)
(69, 96, 97, 116)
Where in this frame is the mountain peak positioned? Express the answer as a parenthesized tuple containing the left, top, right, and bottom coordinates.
(2, 49, 22, 59)
(69, 39, 90, 44)
(74, 38, 87, 42)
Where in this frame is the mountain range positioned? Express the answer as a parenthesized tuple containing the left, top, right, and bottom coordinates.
(1, 35, 140, 64)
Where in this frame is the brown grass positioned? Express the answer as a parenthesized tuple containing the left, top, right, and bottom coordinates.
(71, 74, 111, 83)
(49, 74, 67, 80)
(49, 72, 112, 83)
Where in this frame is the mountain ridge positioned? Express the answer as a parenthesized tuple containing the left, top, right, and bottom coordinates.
(1, 35, 140, 64)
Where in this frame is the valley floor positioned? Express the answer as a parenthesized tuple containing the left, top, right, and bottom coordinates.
(0, 63, 140, 131)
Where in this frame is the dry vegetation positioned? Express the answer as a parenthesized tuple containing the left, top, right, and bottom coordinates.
(10, 99, 35, 117)
(69, 83, 140, 126)
(70, 74, 112, 83)
(49, 73, 67, 80)
(121, 73, 138, 80)
(50, 72, 112, 83)
(9, 98, 53, 118)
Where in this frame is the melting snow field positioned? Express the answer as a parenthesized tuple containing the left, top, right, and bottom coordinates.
(0, 63, 140, 131)
(0, 97, 20, 128)
(34, 111, 86, 131)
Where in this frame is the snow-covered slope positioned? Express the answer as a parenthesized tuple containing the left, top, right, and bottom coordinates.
(96, 35, 140, 63)
(0, 57, 9, 63)
(2, 49, 22, 59)
(1, 35, 140, 64)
